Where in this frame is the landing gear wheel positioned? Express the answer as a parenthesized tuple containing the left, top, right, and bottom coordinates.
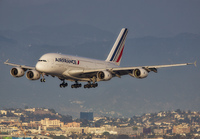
(84, 83, 98, 89)
(59, 79, 68, 88)
(60, 83, 68, 88)
(40, 78, 46, 82)
(71, 83, 82, 88)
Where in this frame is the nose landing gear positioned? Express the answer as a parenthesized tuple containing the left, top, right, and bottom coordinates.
(40, 78, 46, 82)
(40, 73, 46, 82)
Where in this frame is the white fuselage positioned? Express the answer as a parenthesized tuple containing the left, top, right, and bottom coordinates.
(35, 53, 118, 81)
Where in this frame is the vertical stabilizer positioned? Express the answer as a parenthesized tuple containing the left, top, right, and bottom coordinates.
(106, 28, 128, 66)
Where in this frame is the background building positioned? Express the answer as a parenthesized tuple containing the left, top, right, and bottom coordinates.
(64, 122, 80, 127)
(80, 112, 93, 121)
(173, 124, 190, 134)
(0, 117, 20, 123)
(40, 118, 64, 130)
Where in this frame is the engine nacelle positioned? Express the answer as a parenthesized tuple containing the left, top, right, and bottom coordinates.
(131, 68, 148, 79)
(97, 71, 112, 81)
(10, 67, 25, 77)
(26, 70, 40, 80)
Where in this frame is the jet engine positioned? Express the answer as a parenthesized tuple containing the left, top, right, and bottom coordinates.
(10, 67, 25, 77)
(97, 71, 112, 81)
(131, 68, 148, 78)
(26, 70, 40, 80)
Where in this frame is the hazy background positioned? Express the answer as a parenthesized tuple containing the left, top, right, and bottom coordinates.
(0, 0, 200, 118)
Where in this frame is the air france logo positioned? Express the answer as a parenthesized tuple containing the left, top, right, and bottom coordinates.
(55, 58, 79, 65)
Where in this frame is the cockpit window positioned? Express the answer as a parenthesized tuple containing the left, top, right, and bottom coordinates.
(38, 60, 47, 62)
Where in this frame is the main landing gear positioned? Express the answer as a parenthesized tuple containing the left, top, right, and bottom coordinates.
(59, 79, 98, 89)
(71, 81, 82, 88)
(84, 82, 98, 88)
(60, 80, 68, 88)
(83, 76, 98, 88)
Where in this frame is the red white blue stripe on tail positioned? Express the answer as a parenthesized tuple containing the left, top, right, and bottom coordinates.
(106, 28, 128, 66)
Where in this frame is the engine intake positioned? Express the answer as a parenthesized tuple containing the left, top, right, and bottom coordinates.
(97, 71, 112, 81)
(10, 67, 25, 77)
(26, 70, 40, 80)
(132, 68, 148, 79)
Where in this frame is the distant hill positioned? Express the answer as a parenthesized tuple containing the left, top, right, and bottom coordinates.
(0, 24, 115, 64)
(1, 24, 199, 64)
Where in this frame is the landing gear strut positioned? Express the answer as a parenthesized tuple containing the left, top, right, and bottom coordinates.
(60, 80, 68, 88)
(84, 76, 98, 88)
(71, 81, 82, 88)
(40, 73, 46, 82)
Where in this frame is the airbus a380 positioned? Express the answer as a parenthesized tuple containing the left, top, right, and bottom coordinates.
(4, 28, 196, 89)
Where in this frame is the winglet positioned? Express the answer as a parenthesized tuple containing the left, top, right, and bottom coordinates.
(4, 59, 9, 64)
(194, 61, 197, 67)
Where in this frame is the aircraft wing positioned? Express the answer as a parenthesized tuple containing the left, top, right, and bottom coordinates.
(4, 59, 35, 70)
(71, 61, 196, 78)
(109, 61, 196, 76)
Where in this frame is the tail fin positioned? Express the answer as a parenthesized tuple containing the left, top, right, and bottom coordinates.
(106, 28, 128, 66)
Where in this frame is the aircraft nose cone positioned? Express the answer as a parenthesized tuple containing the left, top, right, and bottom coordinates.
(36, 62, 43, 72)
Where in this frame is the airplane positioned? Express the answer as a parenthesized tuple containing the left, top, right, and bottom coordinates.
(4, 28, 196, 89)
